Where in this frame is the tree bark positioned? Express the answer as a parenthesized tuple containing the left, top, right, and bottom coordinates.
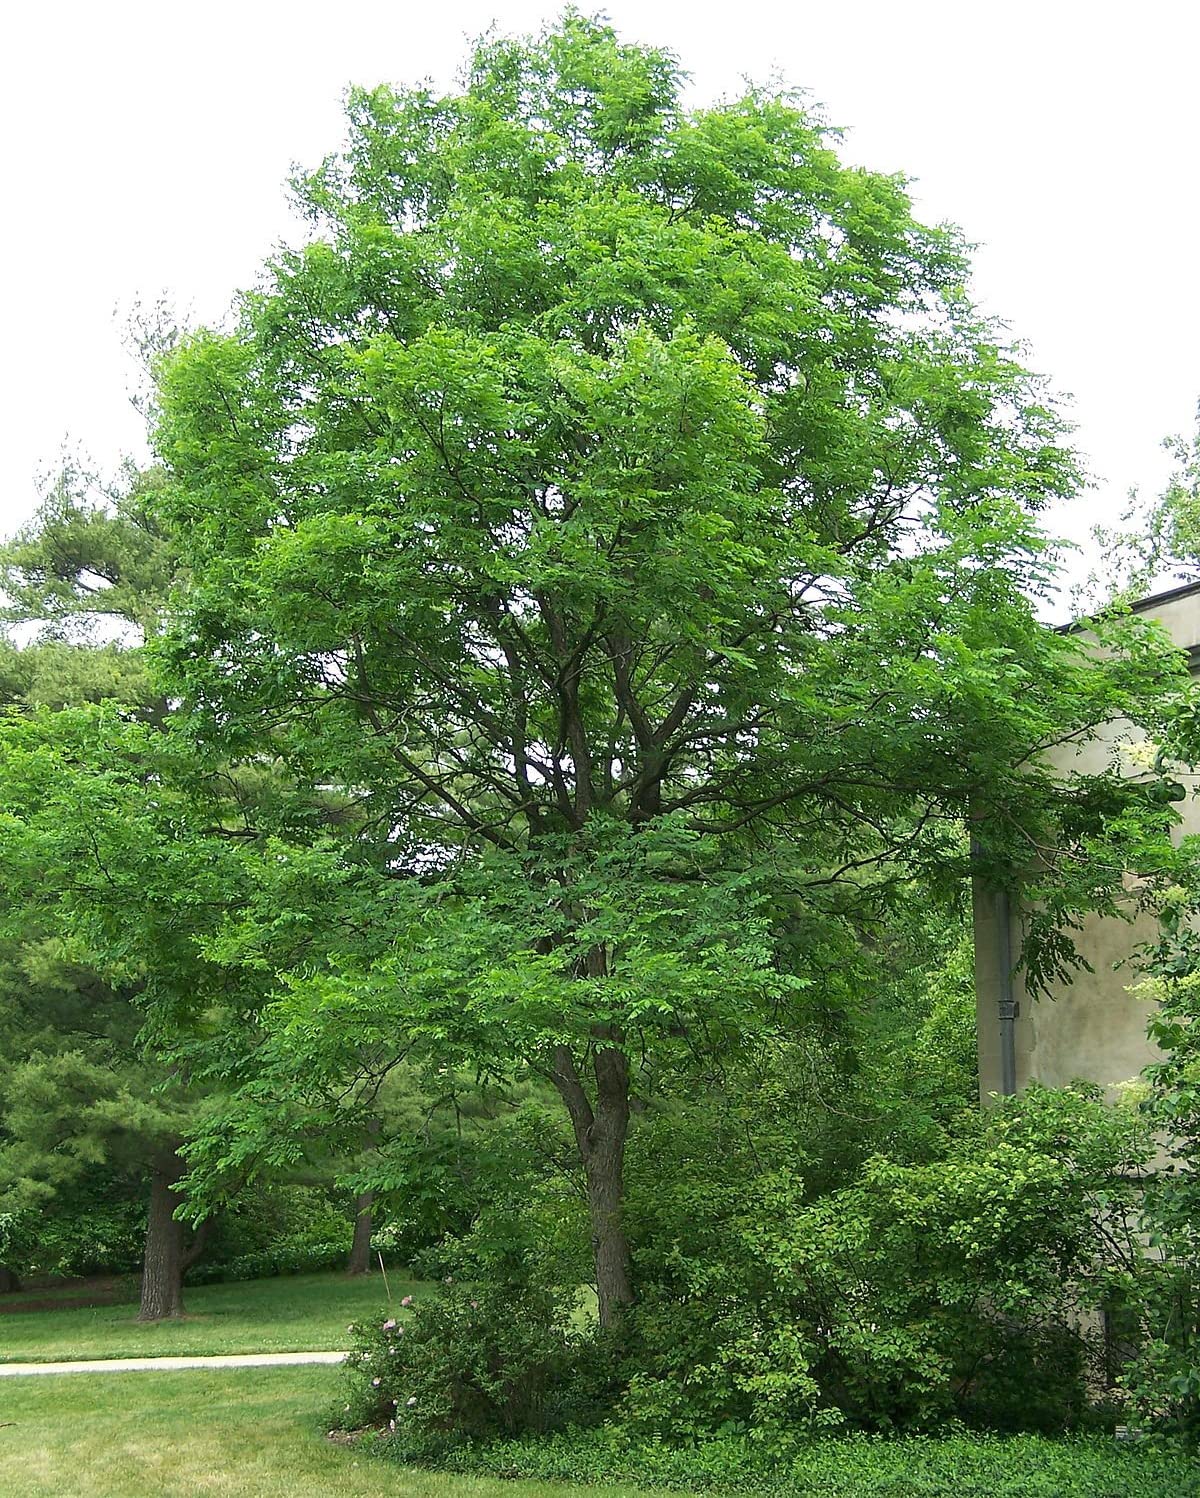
(0, 1266, 21, 1294)
(347, 1190, 375, 1275)
(139, 1152, 186, 1321)
(180, 1214, 213, 1275)
(550, 1043, 635, 1329)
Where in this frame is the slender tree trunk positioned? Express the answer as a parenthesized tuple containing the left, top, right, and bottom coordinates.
(347, 1190, 375, 1275)
(550, 1043, 634, 1329)
(0, 1266, 20, 1294)
(139, 1152, 186, 1321)
(180, 1215, 213, 1275)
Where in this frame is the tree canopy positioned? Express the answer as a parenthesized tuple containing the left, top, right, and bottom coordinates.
(3, 15, 1193, 1336)
(130, 14, 1200, 1325)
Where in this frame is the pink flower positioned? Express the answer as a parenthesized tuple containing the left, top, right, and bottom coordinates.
(383, 1318, 397, 1330)
(400, 1295, 413, 1307)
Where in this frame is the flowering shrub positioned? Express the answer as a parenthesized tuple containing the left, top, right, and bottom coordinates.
(338, 1280, 579, 1449)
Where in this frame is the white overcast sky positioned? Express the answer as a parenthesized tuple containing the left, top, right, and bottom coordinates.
(3, 1, 1198, 598)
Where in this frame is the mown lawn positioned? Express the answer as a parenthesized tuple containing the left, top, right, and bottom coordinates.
(0, 1365, 661, 1497)
(0, 1272, 415, 1362)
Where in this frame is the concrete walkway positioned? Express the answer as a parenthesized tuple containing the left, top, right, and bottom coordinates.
(0, 1349, 349, 1377)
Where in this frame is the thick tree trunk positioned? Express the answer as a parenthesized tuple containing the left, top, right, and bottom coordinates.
(139, 1153, 186, 1321)
(347, 1190, 375, 1275)
(0, 1266, 21, 1294)
(551, 1043, 634, 1329)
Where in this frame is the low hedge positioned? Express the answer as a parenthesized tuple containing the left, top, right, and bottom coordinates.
(414, 1430, 1199, 1498)
(188, 1237, 348, 1285)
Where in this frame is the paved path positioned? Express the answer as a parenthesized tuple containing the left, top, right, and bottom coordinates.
(0, 1350, 349, 1377)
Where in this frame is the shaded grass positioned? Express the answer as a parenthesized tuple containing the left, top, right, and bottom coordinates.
(0, 1272, 417, 1363)
(0, 1366, 660, 1497)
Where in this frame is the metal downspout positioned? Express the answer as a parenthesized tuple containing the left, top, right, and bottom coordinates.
(995, 888, 1018, 1096)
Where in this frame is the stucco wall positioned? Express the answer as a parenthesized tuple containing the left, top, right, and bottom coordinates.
(974, 587, 1200, 1100)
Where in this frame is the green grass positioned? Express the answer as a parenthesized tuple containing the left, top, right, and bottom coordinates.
(0, 1272, 416, 1362)
(0, 1365, 661, 1497)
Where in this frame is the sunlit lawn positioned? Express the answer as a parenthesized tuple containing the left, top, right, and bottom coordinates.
(0, 1272, 416, 1363)
(0, 1365, 663, 1498)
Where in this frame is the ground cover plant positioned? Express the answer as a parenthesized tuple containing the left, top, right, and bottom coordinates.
(432, 1429, 1200, 1498)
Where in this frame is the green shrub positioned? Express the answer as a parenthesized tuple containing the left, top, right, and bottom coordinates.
(337, 1279, 585, 1450)
(189, 1235, 348, 1284)
(1120, 890, 1200, 1441)
(191, 1183, 356, 1283)
(618, 1084, 1151, 1436)
(0, 1172, 146, 1279)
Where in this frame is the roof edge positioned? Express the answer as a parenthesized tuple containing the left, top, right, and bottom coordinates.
(1125, 577, 1200, 615)
(1058, 576, 1200, 635)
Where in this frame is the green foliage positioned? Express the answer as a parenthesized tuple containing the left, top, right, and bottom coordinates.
(1079, 408, 1200, 605)
(189, 1184, 358, 1283)
(0, 637, 157, 716)
(203, 818, 804, 1104)
(0, 1171, 146, 1279)
(139, 23, 1199, 1333)
(617, 1085, 1151, 1435)
(192, 1236, 348, 1284)
(1118, 883, 1200, 1439)
(339, 1281, 584, 1448)
(429, 1427, 1199, 1497)
(0, 460, 176, 639)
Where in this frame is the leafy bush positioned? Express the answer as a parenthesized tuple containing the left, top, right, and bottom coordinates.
(618, 1084, 1152, 1435)
(337, 1279, 585, 1450)
(0, 1172, 146, 1279)
(427, 1429, 1199, 1497)
(1119, 886, 1200, 1441)
(401, 1099, 593, 1290)
(191, 1183, 356, 1283)
(189, 1235, 348, 1284)
(358, 1134, 486, 1267)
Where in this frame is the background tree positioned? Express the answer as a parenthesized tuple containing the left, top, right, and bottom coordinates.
(0, 470, 214, 1318)
(143, 15, 1199, 1327)
(1072, 405, 1200, 610)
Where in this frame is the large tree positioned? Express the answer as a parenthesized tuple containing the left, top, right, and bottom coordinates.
(0, 474, 212, 1318)
(146, 17, 1195, 1324)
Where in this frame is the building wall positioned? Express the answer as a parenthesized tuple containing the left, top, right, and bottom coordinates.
(973, 586, 1200, 1100)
